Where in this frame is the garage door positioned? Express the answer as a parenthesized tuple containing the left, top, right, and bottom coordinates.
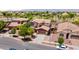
(71, 35, 79, 39)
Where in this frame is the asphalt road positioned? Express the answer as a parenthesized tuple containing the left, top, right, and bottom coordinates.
(25, 43, 57, 50)
(0, 37, 57, 50)
(0, 37, 25, 50)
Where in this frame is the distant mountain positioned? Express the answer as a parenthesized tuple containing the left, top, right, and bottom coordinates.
(19, 9, 79, 12)
(7, 9, 79, 12)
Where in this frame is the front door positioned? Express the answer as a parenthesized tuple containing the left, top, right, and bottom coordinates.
(66, 33, 69, 39)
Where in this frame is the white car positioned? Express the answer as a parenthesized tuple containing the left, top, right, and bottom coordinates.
(56, 44, 67, 50)
(61, 45, 66, 48)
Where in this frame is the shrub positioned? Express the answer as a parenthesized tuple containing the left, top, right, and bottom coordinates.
(0, 20, 6, 31)
(11, 28, 16, 34)
(58, 36, 64, 45)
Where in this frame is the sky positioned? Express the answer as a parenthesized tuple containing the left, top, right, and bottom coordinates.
(0, 0, 79, 11)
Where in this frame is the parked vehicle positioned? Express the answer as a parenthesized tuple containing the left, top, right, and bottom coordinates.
(56, 43, 67, 50)
(9, 48, 16, 50)
(13, 35, 18, 37)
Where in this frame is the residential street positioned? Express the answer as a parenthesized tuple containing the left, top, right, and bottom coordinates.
(25, 42, 57, 50)
(0, 37, 25, 50)
(0, 37, 57, 50)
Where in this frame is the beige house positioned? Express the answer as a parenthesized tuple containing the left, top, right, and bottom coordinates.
(57, 22, 79, 39)
(3, 18, 28, 29)
(7, 22, 21, 29)
(11, 18, 28, 23)
(35, 25, 50, 34)
(32, 19, 51, 27)
(43, 19, 51, 27)
(0, 17, 28, 23)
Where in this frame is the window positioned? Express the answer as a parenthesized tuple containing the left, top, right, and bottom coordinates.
(60, 33, 64, 37)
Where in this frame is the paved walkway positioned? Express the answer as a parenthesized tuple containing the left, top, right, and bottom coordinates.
(42, 40, 79, 50)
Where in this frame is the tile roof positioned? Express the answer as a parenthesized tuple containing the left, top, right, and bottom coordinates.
(0, 17, 28, 21)
(32, 19, 51, 24)
(8, 22, 20, 27)
(12, 18, 28, 21)
(57, 22, 79, 32)
(32, 19, 44, 23)
(36, 25, 50, 31)
(44, 19, 51, 23)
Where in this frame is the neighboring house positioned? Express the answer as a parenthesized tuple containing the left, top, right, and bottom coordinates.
(31, 19, 51, 27)
(35, 25, 50, 34)
(0, 17, 9, 21)
(0, 17, 28, 23)
(7, 22, 20, 29)
(43, 20, 51, 27)
(31, 19, 44, 27)
(11, 18, 28, 24)
(0, 18, 28, 29)
(57, 22, 79, 39)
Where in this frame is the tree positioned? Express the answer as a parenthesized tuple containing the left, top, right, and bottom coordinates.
(61, 12, 69, 22)
(72, 18, 79, 25)
(19, 30, 26, 38)
(18, 24, 34, 39)
(58, 37, 64, 47)
(28, 15, 33, 20)
(2, 11, 13, 21)
(19, 24, 27, 37)
(68, 12, 75, 18)
(0, 20, 6, 31)
(27, 27, 34, 35)
(10, 28, 16, 34)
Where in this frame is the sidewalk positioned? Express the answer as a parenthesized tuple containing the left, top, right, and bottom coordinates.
(42, 40, 79, 50)
(65, 44, 79, 50)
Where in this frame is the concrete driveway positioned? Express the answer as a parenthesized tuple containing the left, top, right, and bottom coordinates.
(33, 34, 47, 43)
